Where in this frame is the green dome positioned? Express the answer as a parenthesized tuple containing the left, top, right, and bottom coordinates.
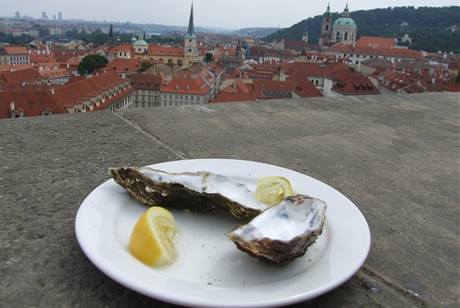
(133, 39, 148, 46)
(334, 17, 357, 28)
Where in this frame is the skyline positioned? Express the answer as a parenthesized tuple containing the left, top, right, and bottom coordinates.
(2, 1, 459, 29)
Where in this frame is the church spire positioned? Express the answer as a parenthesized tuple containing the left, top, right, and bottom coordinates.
(187, 3, 195, 35)
(324, 2, 331, 17)
(343, 3, 350, 17)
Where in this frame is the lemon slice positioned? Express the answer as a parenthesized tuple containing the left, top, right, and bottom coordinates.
(255, 176, 294, 206)
(129, 206, 176, 267)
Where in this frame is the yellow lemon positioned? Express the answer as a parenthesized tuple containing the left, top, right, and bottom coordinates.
(129, 207, 176, 267)
(255, 176, 294, 206)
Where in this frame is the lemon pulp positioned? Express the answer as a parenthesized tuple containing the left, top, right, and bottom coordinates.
(129, 206, 176, 267)
(255, 176, 294, 206)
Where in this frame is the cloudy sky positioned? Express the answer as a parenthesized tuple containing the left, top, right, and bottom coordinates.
(3, 0, 458, 29)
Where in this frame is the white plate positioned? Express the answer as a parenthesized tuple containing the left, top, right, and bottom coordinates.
(75, 159, 371, 307)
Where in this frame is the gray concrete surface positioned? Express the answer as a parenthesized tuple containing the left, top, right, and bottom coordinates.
(1, 92, 459, 307)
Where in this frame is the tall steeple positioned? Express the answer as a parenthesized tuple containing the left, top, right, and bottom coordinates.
(187, 4, 195, 35)
(319, 2, 333, 48)
(184, 3, 199, 67)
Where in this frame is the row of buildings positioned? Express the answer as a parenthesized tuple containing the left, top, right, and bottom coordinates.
(0, 4, 459, 119)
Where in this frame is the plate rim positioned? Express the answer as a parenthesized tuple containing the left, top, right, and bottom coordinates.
(75, 158, 371, 307)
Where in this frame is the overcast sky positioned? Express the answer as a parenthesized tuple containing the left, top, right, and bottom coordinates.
(3, 0, 459, 29)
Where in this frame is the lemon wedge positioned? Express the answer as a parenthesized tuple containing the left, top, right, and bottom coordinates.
(129, 206, 176, 267)
(255, 176, 294, 206)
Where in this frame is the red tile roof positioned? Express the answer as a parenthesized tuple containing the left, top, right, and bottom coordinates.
(252, 79, 322, 99)
(259, 61, 378, 95)
(148, 46, 184, 57)
(109, 44, 133, 54)
(0, 90, 65, 119)
(211, 78, 322, 103)
(30, 53, 57, 64)
(0, 68, 42, 86)
(356, 36, 395, 49)
(331, 75, 380, 95)
(286, 76, 323, 98)
(331, 43, 424, 59)
(2, 46, 28, 55)
(52, 72, 132, 108)
(128, 73, 163, 90)
(106, 59, 140, 74)
(210, 80, 257, 103)
(52, 49, 88, 62)
(0, 64, 33, 73)
(161, 78, 209, 95)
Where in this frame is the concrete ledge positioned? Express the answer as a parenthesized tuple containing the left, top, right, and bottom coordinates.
(1, 93, 459, 307)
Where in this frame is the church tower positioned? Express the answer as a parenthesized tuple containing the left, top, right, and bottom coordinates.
(331, 4, 357, 46)
(302, 24, 309, 44)
(184, 4, 200, 67)
(319, 3, 332, 48)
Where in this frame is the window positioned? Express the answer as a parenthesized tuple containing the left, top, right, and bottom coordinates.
(344, 32, 348, 41)
(325, 25, 329, 31)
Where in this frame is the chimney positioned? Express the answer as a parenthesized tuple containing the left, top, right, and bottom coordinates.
(10, 102, 15, 112)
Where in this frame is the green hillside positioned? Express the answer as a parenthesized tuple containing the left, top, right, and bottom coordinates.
(263, 6, 460, 52)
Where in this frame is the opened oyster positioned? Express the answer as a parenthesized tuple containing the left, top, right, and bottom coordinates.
(110, 167, 270, 219)
(228, 195, 327, 263)
(111, 167, 327, 263)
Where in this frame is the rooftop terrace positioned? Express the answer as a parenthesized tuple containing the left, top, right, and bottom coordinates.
(1, 92, 459, 307)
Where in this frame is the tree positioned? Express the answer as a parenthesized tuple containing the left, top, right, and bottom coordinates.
(138, 61, 153, 73)
(77, 55, 108, 76)
(204, 52, 214, 63)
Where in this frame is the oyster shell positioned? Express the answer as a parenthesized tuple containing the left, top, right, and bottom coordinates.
(228, 195, 327, 263)
(110, 167, 270, 219)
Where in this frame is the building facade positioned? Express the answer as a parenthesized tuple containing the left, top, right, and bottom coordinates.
(129, 73, 162, 108)
(0, 46, 30, 65)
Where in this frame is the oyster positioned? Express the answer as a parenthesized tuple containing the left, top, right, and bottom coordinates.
(228, 195, 327, 263)
(110, 167, 270, 219)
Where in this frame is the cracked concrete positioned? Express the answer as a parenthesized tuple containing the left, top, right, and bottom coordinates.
(1, 93, 459, 307)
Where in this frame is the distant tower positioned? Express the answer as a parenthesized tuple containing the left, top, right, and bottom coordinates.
(41, 12, 48, 19)
(184, 4, 200, 67)
(15, 11, 20, 19)
(319, 3, 332, 48)
(302, 25, 309, 44)
(107, 24, 114, 46)
(58, 12, 63, 21)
